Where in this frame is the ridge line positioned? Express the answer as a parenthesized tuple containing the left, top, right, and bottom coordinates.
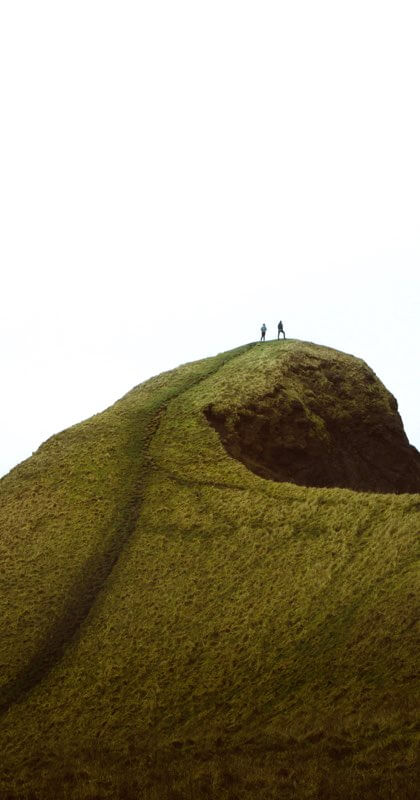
(0, 344, 255, 715)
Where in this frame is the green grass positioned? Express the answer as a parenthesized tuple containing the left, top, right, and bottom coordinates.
(0, 340, 418, 799)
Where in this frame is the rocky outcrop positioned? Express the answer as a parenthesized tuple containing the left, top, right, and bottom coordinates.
(205, 348, 420, 493)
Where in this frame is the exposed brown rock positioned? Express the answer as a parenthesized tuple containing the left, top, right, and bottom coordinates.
(205, 349, 420, 493)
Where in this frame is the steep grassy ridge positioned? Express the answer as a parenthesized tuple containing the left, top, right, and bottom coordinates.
(0, 346, 250, 709)
(0, 341, 418, 799)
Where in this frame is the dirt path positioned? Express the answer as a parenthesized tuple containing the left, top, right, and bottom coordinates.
(0, 345, 255, 715)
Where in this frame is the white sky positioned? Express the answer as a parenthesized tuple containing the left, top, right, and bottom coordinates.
(1, 0, 419, 478)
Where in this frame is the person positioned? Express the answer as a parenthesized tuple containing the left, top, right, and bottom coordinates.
(277, 320, 286, 340)
(260, 323, 267, 341)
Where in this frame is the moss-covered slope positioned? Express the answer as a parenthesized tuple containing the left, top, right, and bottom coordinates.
(0, 340, 418, 800)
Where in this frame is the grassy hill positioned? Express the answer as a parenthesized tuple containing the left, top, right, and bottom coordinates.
(0, 340, 418, 799)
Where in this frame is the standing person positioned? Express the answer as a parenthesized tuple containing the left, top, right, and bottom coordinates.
(260, 323, 267, 342)
(277, 320, 286, 340)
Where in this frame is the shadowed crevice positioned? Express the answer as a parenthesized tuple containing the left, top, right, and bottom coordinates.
(204, 359, 420, 494)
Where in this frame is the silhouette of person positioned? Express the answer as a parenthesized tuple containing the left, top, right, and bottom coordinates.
(260, 323, 267, 342)
(277, 320, 286, 340)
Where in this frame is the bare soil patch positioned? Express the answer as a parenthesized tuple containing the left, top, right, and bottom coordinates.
(205, 355, 420, 493)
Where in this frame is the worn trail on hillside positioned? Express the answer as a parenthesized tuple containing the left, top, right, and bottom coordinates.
(0, 345, 255, 715)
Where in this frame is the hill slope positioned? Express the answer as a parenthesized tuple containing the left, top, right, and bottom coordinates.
(0, 340, 419, 800)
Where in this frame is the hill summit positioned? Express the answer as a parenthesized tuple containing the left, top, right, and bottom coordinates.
(0, 340, 418, 800)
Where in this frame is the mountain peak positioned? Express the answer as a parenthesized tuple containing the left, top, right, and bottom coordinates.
(0, 340, 418, 799)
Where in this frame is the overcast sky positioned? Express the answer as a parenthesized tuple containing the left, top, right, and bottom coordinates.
(1, 0, 419, 478)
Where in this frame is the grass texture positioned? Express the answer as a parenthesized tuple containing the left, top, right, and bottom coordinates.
(0, 340, 418, 799)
